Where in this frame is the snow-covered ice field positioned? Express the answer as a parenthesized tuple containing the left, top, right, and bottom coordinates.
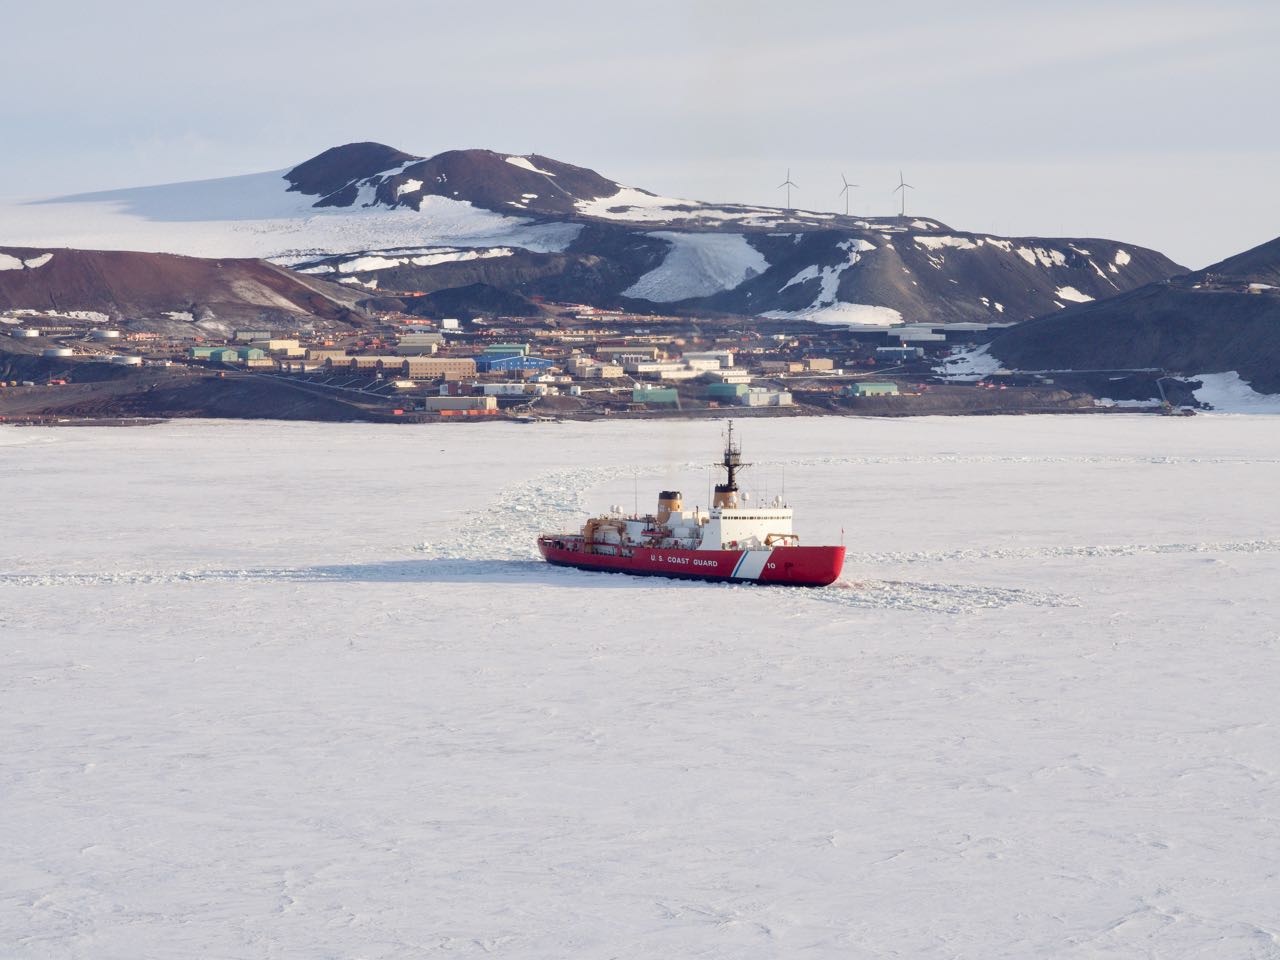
(3, 415, 1280, 958)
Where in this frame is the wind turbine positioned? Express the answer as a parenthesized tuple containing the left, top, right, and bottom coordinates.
(838, 173, 858, 216)
(778, 168, 798, 211)
(894, 170, 915, 217)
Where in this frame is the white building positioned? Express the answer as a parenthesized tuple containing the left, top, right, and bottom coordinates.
(683, 350, 734, 368)
(741, 388, 793, 407)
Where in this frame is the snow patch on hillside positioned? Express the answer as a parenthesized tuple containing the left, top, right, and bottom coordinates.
(505, 156, 556, 176)
(395, 179, 423, 197)
(1055, 285, 1094, 303)
(1017, 246, 1068, 268)
(331, 247, 516, 274)
(766, 238, 877, 319)
(1190, 371, 1280, 413)
(1094, 397, 1159, 408)
(622, 233, 768, 302)
(336, 255, 402, 273)
(914, 235, 977, 251)
(781, 264, 820, 290)
(934, 344, 1003, 380)
(1, 251, 56, 270)
(10, 307, 110, 323)
(575, 186, 699, 221)
(763, 302, 902, 326)
(1114, 248, 1131, 266)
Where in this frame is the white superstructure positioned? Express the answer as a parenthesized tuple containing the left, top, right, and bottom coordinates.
(698, 505, 794, 550)
(580, 423, 800, 553)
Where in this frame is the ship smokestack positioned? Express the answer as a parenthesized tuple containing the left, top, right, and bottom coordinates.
(657, 490, 682, 525)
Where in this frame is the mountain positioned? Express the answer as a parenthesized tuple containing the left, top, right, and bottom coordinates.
(1192, 236, 1280, 287)
(285, 143, 625, 219)
(0, 246, 367, 335)
(986, 236, 1280, 393)
(0, 142, 1185, 325)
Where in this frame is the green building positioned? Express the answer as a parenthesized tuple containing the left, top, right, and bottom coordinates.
(850, 381, 900, 397)
(706, 382, 749, 400)
(236, 347, 266, 361)
(633, 387, 679, 405)
(189, 346, 220, 359)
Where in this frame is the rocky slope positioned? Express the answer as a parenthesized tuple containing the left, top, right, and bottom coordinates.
(0, 246, 367, 335)
(987, 235, 1280, 392)
(2, 142, 1185, 325)
(277, 144, 1186, 324)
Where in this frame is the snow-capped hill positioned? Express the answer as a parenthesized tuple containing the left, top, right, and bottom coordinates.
(0, 141, 1186, 325)
(282, 143, 628, 218)
(10, 160, 581, 262)
(378, 149, 625, 217)
(283, 142, 419, 201)
(304, 222, 1180, 326)
(632, 228, 1180, 324)
(275, 142, 954, 230)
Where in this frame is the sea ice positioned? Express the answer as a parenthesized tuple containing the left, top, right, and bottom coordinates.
(3, 417, 1279, 958)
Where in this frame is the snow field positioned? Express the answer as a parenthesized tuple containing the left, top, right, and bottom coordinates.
(1055, 284, 1095, 303)
(1191, 372, 1280, 413)
(762, 301, 904, 326)
(504, 156, 556, 176)
(0, 174, 581, 261)
(933, 343, 1003, 380)
(3, 416, 1280, 958)
(621, 232, 768, 302)
(0, 252, 53, 271)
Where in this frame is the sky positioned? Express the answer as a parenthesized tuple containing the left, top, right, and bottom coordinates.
(1, 0, 1277, 268)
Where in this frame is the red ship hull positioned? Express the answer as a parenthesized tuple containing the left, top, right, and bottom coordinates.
(537, 537, 845, 587)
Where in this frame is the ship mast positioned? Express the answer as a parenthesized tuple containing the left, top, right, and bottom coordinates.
(714, 420, 750, 508)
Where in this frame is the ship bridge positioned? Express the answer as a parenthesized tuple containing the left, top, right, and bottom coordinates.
(700, 505, 795, 550)
(699, 422, 799, 549)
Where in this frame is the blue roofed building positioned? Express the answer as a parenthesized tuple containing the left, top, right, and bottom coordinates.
(476, 354, 556, 373)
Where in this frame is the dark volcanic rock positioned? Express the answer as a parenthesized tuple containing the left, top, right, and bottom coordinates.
(379, 150, 623, 217)
(403, 283, 539, 320)
(30, 140, 1195, 332)
(990, 235, 1280, 392)
(1189, 236, 1280, 286)
(281, 142, 637, 218)
(681, 231, 1181, 324)
(0, 246, 367, 335)
(285, 142, 418, 200)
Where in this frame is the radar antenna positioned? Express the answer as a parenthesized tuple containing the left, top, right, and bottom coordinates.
(717, 420, 750, 494)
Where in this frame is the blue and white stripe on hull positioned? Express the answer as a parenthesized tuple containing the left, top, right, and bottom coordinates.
(730, 550, 773, 580)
